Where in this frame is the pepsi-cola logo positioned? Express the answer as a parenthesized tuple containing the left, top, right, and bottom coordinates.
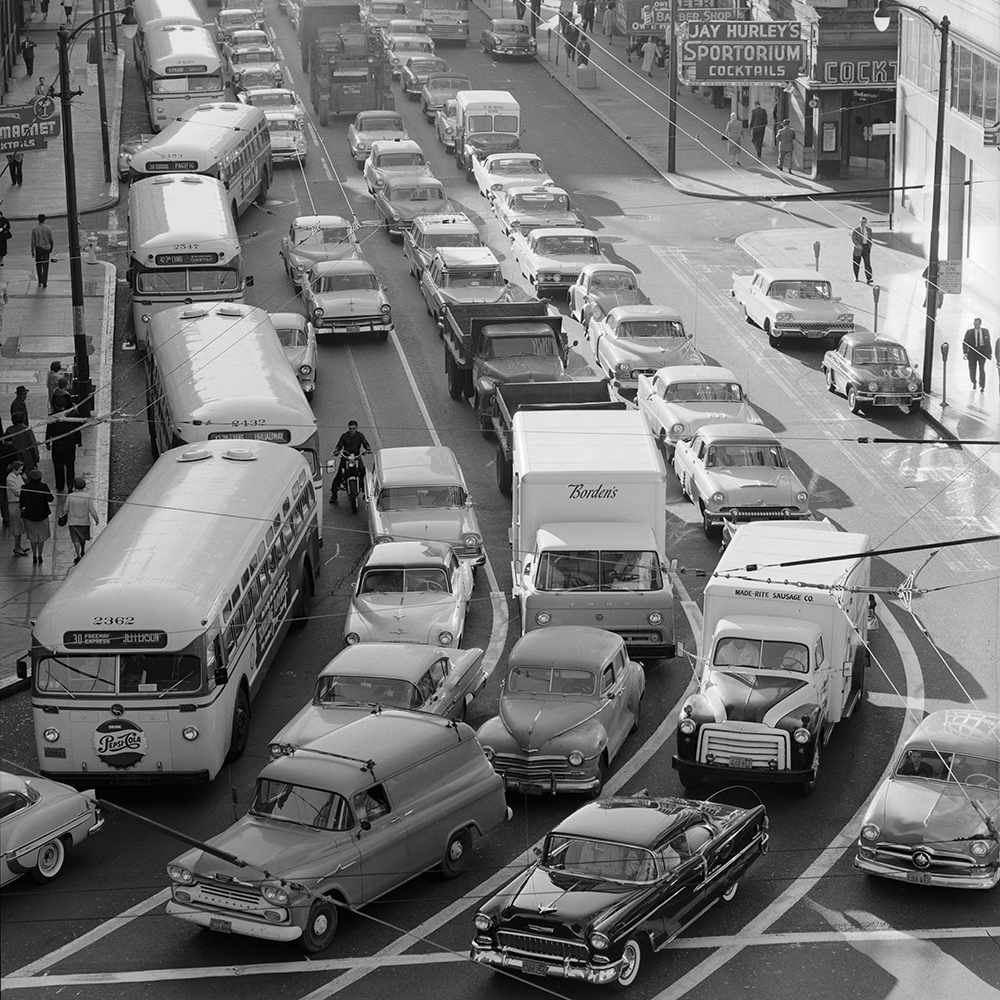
(93, 719, 148, 769)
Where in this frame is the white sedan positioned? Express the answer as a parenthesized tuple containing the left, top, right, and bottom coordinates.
(493, 185, 578, 237)
(472, 151, 553, 201)
(269, 311, 318, 400)
(238, 87, 306, 122)
(510, 227, 607, 297)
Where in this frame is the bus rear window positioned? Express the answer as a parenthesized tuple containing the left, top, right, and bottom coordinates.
(36, 653, 203, 694)
(135, 268, 240, 294)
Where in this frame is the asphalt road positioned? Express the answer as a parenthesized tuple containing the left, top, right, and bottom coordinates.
(1, 3, 997, 998)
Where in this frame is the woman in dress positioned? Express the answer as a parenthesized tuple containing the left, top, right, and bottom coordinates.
(66, 477, 99, 563)
(641, 35, 657, 77)
(602, 0, 615, 38)
(6, 460, 28, 556)
(724, 112, 744, 166)
(19, 468, 54, 564)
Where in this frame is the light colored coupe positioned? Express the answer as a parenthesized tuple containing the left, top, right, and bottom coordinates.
(300, 259, 393, 339)
(347, 110, 408, 168)
(494, 185, 577, 237)
(280, 215, 360, 289)
(472, 151, 553, 201)
(511, 227, 607, 297)
(269, 311, 318, 400)
(363, 138, 432, 195)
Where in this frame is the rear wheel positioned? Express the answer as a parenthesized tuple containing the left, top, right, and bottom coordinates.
(226, 687, 250, 762)
(292, 566, 312, 629)
(611, 937, 644, 991)
(31, 838, 67, 884)
(299, 899, 338, 953)
(441, 828, 473, 878)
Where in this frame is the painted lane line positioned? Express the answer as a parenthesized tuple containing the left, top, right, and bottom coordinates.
(651, 597, 924, 1000)
(344, 345, 383, 450)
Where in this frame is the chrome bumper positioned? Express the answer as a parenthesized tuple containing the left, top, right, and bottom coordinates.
(166, 901, 302, 941)
(853, 855, 1000, 890)
(470, 944, 622, 984)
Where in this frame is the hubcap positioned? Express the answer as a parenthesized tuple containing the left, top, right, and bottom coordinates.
(313, 913, 329, 935)
(449, 839, 464, 862)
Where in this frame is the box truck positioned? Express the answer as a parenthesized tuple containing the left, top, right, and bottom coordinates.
(672, 520, 871, 795)
(510, 410, 675, 660)
(454, 90, 520, 180)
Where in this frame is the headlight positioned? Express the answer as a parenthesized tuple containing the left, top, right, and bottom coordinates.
(670, 422, 685, 435)
(375, 535, 394, 544)
(491, 182, 503, 191)
(711, 491, 725, 503)
(182, 726, 199, 741)
(391, 211, 401, 221)
(679, 718, 697, 735)
(474, 912, 494, 931)
(616, 362, 631, 375)
(345, 632, 360, 645)
(295, 263, 306, 273)
(167, 865, 194, 884)
(776, 312, 792, 321)
(462, 533, 480, 546)
(792, 727, 811, 744)
(970, 840, 990, 857)
(298, 364, 312, 376)
(262, 884, 289, 903)
(269, 742, 286, 759)
(481, 745, 494, 761)
(568, 750, 585, 766)
(648, 610, 662, 625)
(839, 313, 853, 322)
(796, 491, 808, 503)
(312, 307, 324, 319)
(357, 141, 367, 150)
(861, 823, 880, 841)
(589, 931, 610, 951)
(867, 381, 879, 392)
(907, 381, 919, 392)
(43, 728, 60, 742)
(438, 630, 454, 645)
(535, 611, 551, 625)
(380, 303, 392, 316)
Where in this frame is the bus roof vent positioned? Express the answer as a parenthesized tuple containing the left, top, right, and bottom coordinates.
(216, 305, 246, 317)
(180, 308, 209, 319)
(177, 447, 213, 463)
(179, 176, 203, 184)
(222, 448, 258, 462)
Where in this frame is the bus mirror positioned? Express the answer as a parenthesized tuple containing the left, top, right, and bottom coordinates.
(676, 641, 686, 659)
(325, 459, 338, 474)
(245, 275, 255, 287)
(16, 658, 28, 680)
(214, 666, 229, 686)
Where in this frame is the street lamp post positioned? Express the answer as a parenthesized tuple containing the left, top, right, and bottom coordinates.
(874, 0, 950, 395)
(56, 5, 137, 416)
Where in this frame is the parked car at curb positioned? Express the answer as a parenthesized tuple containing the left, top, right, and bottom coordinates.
(822, 332, 923, 414)
(480, 18, 537, 60)
(269, 311, 318, 400)
(471, 791, 769, 987)
(343, 540, 475, 647)
(511, 227, 607, 297)
(568, 263, 649, 330)
(477, 628, 645, 797)
(1, 771, 103, 887)
(300, 260, 393, 340)
(280, 215, 360, 288)
(347, 110, 408, 168)
(855, 709, 999, 890)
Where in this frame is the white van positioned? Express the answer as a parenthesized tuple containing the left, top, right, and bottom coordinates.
(454, 90, 520, 180)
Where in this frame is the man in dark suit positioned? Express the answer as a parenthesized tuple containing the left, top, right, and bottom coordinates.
(749, 101, 768, 158)
(962, 317, 992, 392)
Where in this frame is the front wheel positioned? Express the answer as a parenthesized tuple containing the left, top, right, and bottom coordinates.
(825, 368, 837, 394)
(908, 399, 922, 414)
(847, 386, 863, 415)
(299, 899, 338, 953)
(226, 687, 250, 762)
(496, 447, 513, 495)
(721, 881, 739, 903)
(589, 754, 607, 799)
(348, 477, 359, 514)
(701, 503, 720, 539)
(799, 744, 820, 796)
(440, 828, 473, 878)
(31, 838, 67, 884)
(611, 937, 644, 991)
(765, 321, 781, 349)
(292, 565, 312, 629)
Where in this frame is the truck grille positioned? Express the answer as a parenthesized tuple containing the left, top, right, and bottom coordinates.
(498, 930, 588, 962)
(492, 754, 571, 781)
(722, 507, 809, 521)
(698, 726, 789, 769)
(191, 881, 264, 912)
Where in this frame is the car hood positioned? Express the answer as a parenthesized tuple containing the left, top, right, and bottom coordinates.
(500, 865, 635, 930)
(872, 779, 1000, 844)
(350, 593, 455, 637)
(591, 290, 650, 313)
(380, 508, 474, 543)
(512, 211, 578, 230)
(704, 468, 804, 502)
(374, 165, 432, 181)
(270, 134, 300, 149)
(606, 339, 701, 366)
(703, 670, 810, 725)
(313, 290, 382, 314)
(499, 697, 601, 752)
(850, 363, 921, 384)
(272, 704, 371, 749)
(479, 356, 566, 383)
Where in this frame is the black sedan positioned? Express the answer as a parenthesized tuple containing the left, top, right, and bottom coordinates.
(471, 793, 768, 988)
(480, 18, 537, 60)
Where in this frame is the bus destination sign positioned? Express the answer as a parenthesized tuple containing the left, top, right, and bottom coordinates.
(208, 429, 292, 443)
(64, 630, 169, 649)
(147, 161, 199, 172)
(154, 252, 220, 266)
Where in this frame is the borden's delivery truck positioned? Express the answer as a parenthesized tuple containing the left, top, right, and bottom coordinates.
(673, 520, 870, 795)
(510, 410, 674, 660)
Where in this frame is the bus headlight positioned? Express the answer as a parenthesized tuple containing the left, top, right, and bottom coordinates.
(167, 865, 194, 884)
(647, 611, 662, 625)
(43, 728, 60, 742)
(345, 632, 361, 645)
(298, 364, 312, 376)
(792, 727, 811, 744)
(375, 534, 394, 544)
(568, 750, 585, 766)
(262, 884, 289, 904)
(182, 726, 199, 741)
(535, 611, 551, 625)
(438, 630, 454, 645)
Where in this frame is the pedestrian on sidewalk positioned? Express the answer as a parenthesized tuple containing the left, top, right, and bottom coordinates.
(8, 415, 40, 474)
(51, 377, 73, 412)
(563, 16, 579, 63)
(514, 0, 525, 18)
(6, 459, 29, 556)
(580, 0, 595, 33)
(749, 101, 767, 158)
(0, 211, 10, 267)
(577, 31, 591, 67)
(724, 113, 743, 166)
(921, 265, 944, 309)
(776, 120, 795, 172)
(0, 433, 18, 526)
(6, 151, 24, 187)
(31, 214, 54, 288)
(851, 216, 874, 284)
(10, 385, 29, 426)
(19, 468, 54, 564)
(40, 0, 50, 19)
(710, 86, 725, 109)
(625, 35, 642, 63)
(46, 398, 82, 495)
(34, 77, 50, 98)
(61, 0, 73, 24)
(66, 477, 99, 563)
(962, 317, 992, 392)
(641, 35, 657, 77)
(602, 1, 616, 38)
(46, 361, 65, 411)
(529, 0, 542, 36)
(21, 36, 37, 76)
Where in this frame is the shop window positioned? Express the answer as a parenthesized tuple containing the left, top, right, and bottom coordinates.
(971, 53, 986, 120)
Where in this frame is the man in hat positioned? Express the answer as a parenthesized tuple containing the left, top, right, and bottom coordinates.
(776, 120, 795, 173)
(10, 385, 29, 425)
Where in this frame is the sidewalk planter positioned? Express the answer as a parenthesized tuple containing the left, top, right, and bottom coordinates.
(576, 65, 596, 89)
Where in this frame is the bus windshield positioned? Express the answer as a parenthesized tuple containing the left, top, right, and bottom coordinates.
(35, 652, 203, 695)
(135, 268, 241, 294)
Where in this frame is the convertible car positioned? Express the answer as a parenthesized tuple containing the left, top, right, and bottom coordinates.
(855, 709, 999, 889)
(471, 792, 769, 988)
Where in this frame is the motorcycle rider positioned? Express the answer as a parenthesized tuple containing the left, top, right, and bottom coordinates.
(330, 419, 371, 504)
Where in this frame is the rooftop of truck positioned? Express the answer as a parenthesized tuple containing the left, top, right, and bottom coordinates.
(431, 247, 500, 269)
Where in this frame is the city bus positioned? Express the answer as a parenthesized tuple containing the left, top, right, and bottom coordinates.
(19, 440, 321, 785)
(144, 302, 323, 504)
(138, 24, 225, 131)
(127, 173, 248, 348)
(134, 0, 203, 66)
(419, 0, 469, 42)
(126, 102, 272, 216)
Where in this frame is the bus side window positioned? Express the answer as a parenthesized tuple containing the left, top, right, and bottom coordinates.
(240, 591, 254, 631)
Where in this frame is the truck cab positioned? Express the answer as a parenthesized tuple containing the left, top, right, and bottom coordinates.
(454, 90, 520, 181)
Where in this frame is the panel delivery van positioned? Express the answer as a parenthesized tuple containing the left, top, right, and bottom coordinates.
(454, 90, 520, 180)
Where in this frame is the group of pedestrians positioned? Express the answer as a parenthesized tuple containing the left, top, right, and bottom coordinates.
(723, 105, 796, 171)
(559, 2, 593, 67)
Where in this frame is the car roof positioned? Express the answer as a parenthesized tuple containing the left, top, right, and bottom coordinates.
(425, 72, 469, 84)
(268, 311, 307, 327)
(756, 268, 833, 282)
(292, 214, 350, 229)
(492, 18, 529, 27)
(309, 259, 376, 276)
(386, 176, 443, 191)
(231, 44, 275, 53)
(357, 110, 404, 123)
(317, 643, 450, 680)
(432, 246, 498, 266)
(695, 423, 779, 443)
(506, 184, 567, 197)
(370, 138, 424, 154)
(363, 539, 455, 566)
(653, 365, 738, 383)
(486, 152, 542, 163)
(508, 626, 624, 670)
(608, 304, 683, 321)
(414, 213, 476, 231)
(375, 445, 463, 485)
(531, 227, 596, 238)
(904, 710, 1000, 759)
(579, 262, 636, 277)
(837, 332, 907, 350)
(387, 18, 424, 29)
(552, 797, 705, 848)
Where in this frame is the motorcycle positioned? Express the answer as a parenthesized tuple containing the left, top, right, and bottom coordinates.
(327, 451, 370, 514)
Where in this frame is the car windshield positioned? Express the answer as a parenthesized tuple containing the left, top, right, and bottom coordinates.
(316, 272, 378, 292)
(534, 235, 600, 256)
(664, 381, 744, 402)
(314, 672, 418, 709)
(377, 485, 466, 509)
(408, 59, 444, 73)
(390, 186, 445, 202)
(359, 567, 450, 593)
(852, 345, 909, 365)
(507, 666, 596, 695)
(429, 77, 469, 91)
(535, 550, 662, 592)
(482, 335, 558, 358)
(617, 319, 685, 338)
(295, 225, 350, 246)
(712, 638, 809, 672)
(252, 93, 295, 108)
(493, 158, 544, 175)
(361, 117, 404, 131)
(251, 779, 354, 830)
(428, 232, 481, 249)
(377, 152, 426, 167)
(704, 442, 786, 469)
(544, 835, 658, 882)
(268, 119, 300, 133)
(445, 268, 502, 288)
(394, 39, 432, 51)
(512, 193, 568, 212)
(769, 280, 833, 300)
(233, 48, 276, 63)
(588, 272, 636, 291)
(895, 749, 1000, 785)
(275, 324, 307, 348)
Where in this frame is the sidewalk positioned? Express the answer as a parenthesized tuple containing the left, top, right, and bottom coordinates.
(1, 3, 123, 696)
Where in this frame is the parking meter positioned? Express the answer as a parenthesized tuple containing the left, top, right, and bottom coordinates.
(872, 284, 881, 334)
(940, 342, 949, 408)
(813, 241, 821, 272)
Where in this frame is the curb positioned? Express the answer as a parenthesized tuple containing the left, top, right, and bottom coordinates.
(0, 676, 30, 699)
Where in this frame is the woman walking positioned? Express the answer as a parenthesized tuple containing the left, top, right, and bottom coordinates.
(6, 460, 29, 556)
(66, 477, 99, 563)
(19, 468, 53, 564)
(602, 0, 615, 38)
(641, 35, 657, 77)
(724, 112, 744, 166)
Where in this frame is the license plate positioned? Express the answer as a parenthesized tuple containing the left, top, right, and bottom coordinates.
(730, 756, 752, 769)
(882, 396, 904, 404)
(522, 960, 549, 977)
(346, 325, 361, 334)
(520, 784, 545, 796)
(906, 872, 932, 885)
(806, 330, 824, 338)
(209, 918, 232, 934)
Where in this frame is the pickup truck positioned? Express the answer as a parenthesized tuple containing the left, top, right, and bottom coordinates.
(440, 301, 568, 432)
(731, 268, 854, 349)
(419, 246, 525, 324)
(491, 379, 624, 494)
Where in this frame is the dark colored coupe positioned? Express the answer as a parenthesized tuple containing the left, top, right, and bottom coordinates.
(471, 793, 768, 988)
(821, 332, 923, 414)
(480, 18, 537, 60)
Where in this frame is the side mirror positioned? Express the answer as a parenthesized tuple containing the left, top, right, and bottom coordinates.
(325, 459, 338, 474)
(214, 666, 229, 686)
(245, 275, 255, 287)
(360, 819, 372, 832)
(16, 657, 28, 680)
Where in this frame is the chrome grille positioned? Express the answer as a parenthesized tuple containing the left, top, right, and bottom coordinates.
(722, 508, 808, 521)
(317, 315, 385, 330)
(699, 726, 789, 769)
(498, 930, 588, 962)
(492, 754, 571, 780)
(874, 845, 976, 872)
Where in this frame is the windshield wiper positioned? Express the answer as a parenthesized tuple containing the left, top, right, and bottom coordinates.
(159, 672, 196, 698)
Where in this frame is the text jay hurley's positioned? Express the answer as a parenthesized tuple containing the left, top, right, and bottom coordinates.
(682, 21, 806, 81)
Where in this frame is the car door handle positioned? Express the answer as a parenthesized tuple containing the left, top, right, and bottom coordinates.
(389, 816, 402, 824)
